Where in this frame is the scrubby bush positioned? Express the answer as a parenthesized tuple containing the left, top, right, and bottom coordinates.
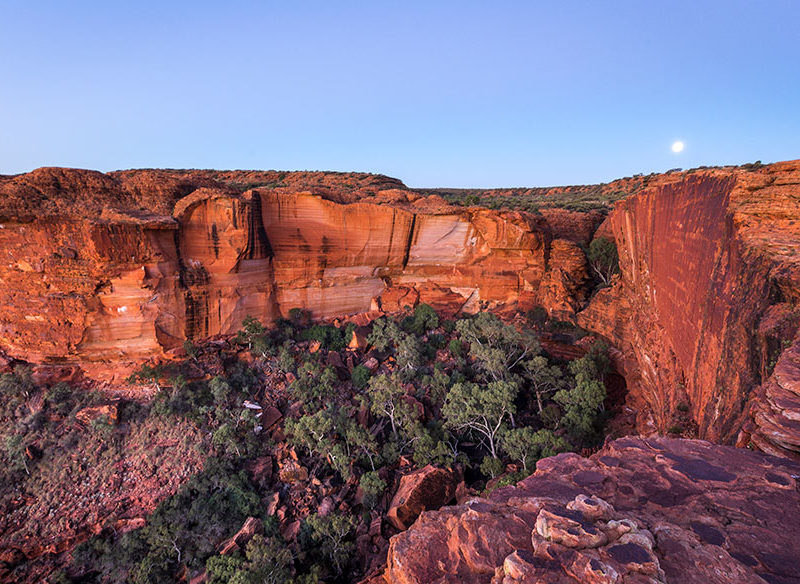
(350, 365, 371, 390)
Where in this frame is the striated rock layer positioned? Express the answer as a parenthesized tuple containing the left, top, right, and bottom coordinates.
(1, 162, 799, 457)
(384, 436, 800, 584)
(577, 161, 800, 458)
(0, 168, 591, 368)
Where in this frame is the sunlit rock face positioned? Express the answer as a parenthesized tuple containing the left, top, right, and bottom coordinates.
(1, 163, 798, 460)
(0, 168, 591, 367)
(578, 161, 800, 457)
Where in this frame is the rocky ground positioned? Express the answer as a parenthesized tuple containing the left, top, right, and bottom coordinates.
(384, 436, 800, 584)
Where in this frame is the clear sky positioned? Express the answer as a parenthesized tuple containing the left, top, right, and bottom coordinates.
(1, 1, 798, 187)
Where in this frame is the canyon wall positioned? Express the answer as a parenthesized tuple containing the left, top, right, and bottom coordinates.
(578, 161, 800, 458)
(1, 163, 798, 459)
(0, 168, 592, 368)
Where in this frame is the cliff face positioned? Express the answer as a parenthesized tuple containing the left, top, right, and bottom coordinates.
(0, 168, 591, 367)
(1, 163, 798, 459)
(578, 161, 800, 457)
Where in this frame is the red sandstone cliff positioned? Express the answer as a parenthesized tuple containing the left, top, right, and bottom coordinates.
(0, 167, 591, 368)
(577, 161, 800, 459)
(1, 162, 799, 460)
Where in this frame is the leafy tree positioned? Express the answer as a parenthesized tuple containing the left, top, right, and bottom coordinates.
(366, 317, 401, 352)
(277, 343, 295, 373)
(361, 374, 417, 439)
(479, 455, 505, 479)
(501, 427, 570, 471)
(286, 408, 335, 460)
(4, 433, 30, 475)
(237, 534, 294, 584)
(234, 315, 273, 357)
(394, 332, 422, 379)
(554, 345, 609, 444)
(289, 363, 337, 404)
(587, 237, 620, 286)
(448, 338, 464, 358)
(455, 313, 539, 381)
(305, 512, 356, 576)
(522, 356, 566, 414)
(442, 380, 518, 458)
(183, 339, 200, 361)
(359, 471, 387, 508)
(126, 363, 166, 391)
(340, 415, 381, 471)
(410, 421, 454, 467)
(73, 457, 261, 581)
(405, 303, 439, 335)
(45, 382, 74, 417)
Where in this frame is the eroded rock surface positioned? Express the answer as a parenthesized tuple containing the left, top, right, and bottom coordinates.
(578, 161, 800, 457)
(0, 168, 593, 368)
(386, 465, 459, 531)
(385, 436, 800, 584)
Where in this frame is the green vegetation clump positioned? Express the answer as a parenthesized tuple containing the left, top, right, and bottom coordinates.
(35, 306, 614, 584)
(587, 237, 620, 287)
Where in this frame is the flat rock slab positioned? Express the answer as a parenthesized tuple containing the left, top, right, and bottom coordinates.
(385, 436, 800, 584)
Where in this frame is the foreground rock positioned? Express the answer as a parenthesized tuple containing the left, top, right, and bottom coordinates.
(386, 465, 459, 530)
(385, 437, 800, 584)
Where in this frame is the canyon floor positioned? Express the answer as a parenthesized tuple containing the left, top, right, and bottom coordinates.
(0, 160, 798, 583)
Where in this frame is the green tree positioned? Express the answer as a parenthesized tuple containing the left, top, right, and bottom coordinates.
(126, 363, 166, 391)
(554, 346, 609, 444)
(394, 332, 422, 379)
(479, 455, 505, 479)
(305, 512, 356, 576)
(240, 534, 294, 584)
(407, 303, 439, 335)
(4, 434, 30, 475)
(442, 380, 518, 458)
(362, 374, 417, 439)
(351, 364, 371, 390)
(587, 237, 620, 286)
(234, 316, 270, 355)
(501, 427, 570, 471)
(366, 317, 401, 351)
(455, 313, 540, 381)
(522, 356, 565, 414)
(359, 471, 387, 508)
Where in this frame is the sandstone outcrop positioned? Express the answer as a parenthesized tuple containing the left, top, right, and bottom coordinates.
(1, 162, 799, 458)
(386, 465, 459, 531)
(385, 436, 800, 584)
(0, 168, 593, 368)
(577, 161, 800, 458)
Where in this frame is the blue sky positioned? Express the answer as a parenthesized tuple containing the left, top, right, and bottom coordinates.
(1, 1, 798, 187)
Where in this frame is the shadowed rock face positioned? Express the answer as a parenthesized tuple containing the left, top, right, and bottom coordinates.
(385, 437, 800, 584)
(577, 161, 800, 458)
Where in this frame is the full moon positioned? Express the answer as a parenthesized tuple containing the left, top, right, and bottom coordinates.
(672, 141, 685, 153)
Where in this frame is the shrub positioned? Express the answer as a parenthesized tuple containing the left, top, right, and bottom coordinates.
(359, 471, 387, 508)
(351, 365, 371, 390)
(304, 512, 356, 576)
(587, 237, 620, 287)
(479, 455, 505, 479)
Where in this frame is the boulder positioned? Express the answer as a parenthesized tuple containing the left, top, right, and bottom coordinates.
(75, 403, 118, 426)
(386, 465, 458, 531)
